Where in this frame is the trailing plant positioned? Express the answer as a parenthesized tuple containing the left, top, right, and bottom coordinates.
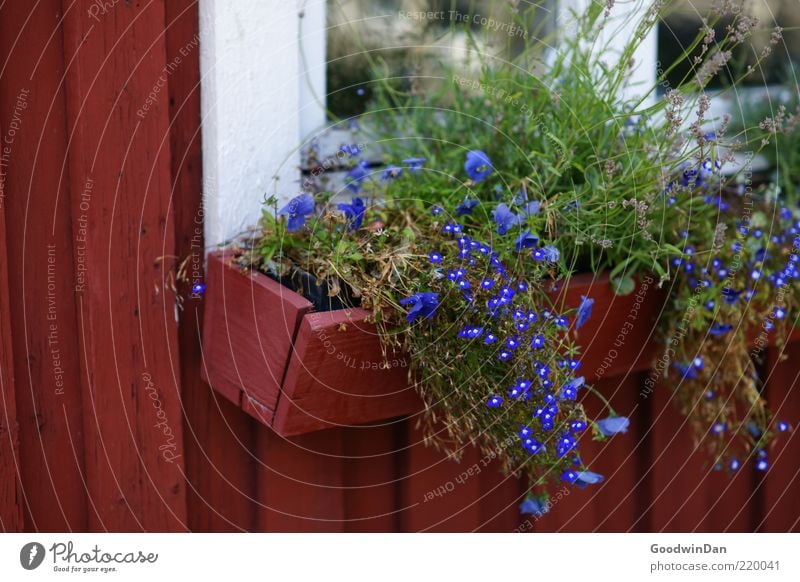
(664, 185, 798, 473)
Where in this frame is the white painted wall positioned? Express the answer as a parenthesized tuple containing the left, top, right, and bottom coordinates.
(557, 0, 657, 104)
(199, 0, 326, 247)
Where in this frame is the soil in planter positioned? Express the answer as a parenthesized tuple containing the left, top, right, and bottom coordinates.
(271, 267, 360, 313)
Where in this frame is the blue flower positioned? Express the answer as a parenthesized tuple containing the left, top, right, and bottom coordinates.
(709, 323, 733, 336)
(487, 395, 503, 408)
(514, 230, 539, 252)
(340, 143, 362, 156)
(399, 292, 439, 322)
(522, 200, 540, 216)
(442, 222, 463, 235)
(381, 165, 402, 180)
(464, 150, 493, 182)
(542, 245, 560, 262)
(278, 193, 315, 232)
(493, 203, 524, 235)
(576, 296, 594, 329)
(346, 161, 369, 192)
(522, 437, 545, 454)
(428, 251, 443, 263)
(402, 157, 426, 173)
(673, 362, 697, 380)
(519, 497, 548, 516)
(455, 198, 479, 216)
(596, 416, 629, 436)
(336, 197, 366, 231)
(457, 326, 483, 339)
(556, 432, 577, 457)
(570, 419, 587, 432)
(559, 376, 584, 400)
(575, 471, 605, 488)
(722, 288, 741, 304)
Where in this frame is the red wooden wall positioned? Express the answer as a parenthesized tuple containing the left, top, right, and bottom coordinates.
(1, 1, 799, 532)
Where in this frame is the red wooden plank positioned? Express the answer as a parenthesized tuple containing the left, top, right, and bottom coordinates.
(275, 309, 422, 435)
(398, 422, 484, 532)
(184, 390, 258, 532)
(760, 342, 800, 531)
(163, 0, 260, 533)
(60, 0, 186, 530)
(256, 427, 346, 532)
(640, 375, 759, 532)
(0, 139, 23, 532)
(0, 0, 89, 531)
(553, 273, 665, 378)
(476, 452, 525, 532)
(342, 423, 403, 531)
(202, 252, 312, 411)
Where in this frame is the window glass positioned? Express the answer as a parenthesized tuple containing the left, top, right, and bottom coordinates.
(325, 0, 555, 118)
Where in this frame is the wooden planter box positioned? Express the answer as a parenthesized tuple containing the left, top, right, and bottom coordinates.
(202, 251, 666, 436)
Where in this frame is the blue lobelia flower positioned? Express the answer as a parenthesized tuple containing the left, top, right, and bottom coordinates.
(559, 376, 584, 401)
(576, 296, 594, 329)
(336, 197, 366, 231)
(673, 362, 697, 380)
(402, 157, 426, 173)
(709, 323, 733, 336)
(464, 150, 493, 182)
(340, 143, 363, 156)
(455, 198, 479, 216)
(345, 161, 369, 192)
(542, 245, 560, 262)
(381, 165, 402, 180)
(514, 230, 539, 252)
(596, 416, 630, 436)
(493, 203, 524, 235)
(519, 497, 549, 516)
(399, 292, 440, 323)
(522, 200, 540, 216)
(575, 471, 605, 488)
(278, 193, 315, 232)
(487, 395, 503, 408)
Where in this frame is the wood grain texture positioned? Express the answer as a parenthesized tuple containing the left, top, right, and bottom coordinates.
(275, 309, 422, 435)
(0, 0, 89, 531)
(202, 252, 312, 411)
(0, 134, 23, 532)
(760, 344, 800, 531)
(342, 422, 404, 531)
(643, 377, 722, 532)
(60, 0, 186, 530)
(398, 422, 484, 532)
(256, 426, 346, 532)
(164, 0, 259, 533)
